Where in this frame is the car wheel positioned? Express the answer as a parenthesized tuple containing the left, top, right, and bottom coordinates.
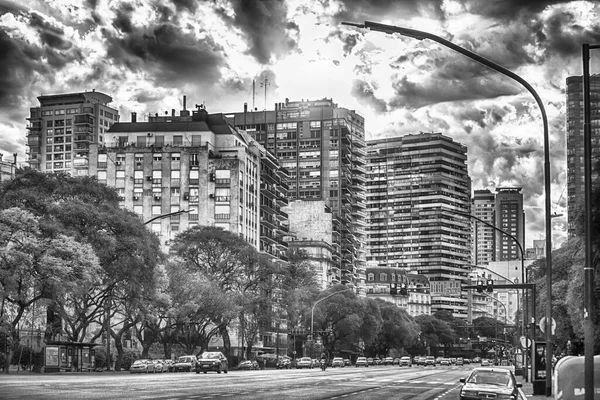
(203, 371, 207, 374)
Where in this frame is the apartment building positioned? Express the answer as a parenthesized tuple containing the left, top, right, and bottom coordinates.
(366, 133, 472, 318)
(471, 189, 496, 265)
(566, 75, 600, 237)
(83, 106, 289, 260)
(25, 90, 119, 174)
(364, 266, 431, 317)
(494, 187, 524, 261)
(226, 99, 367, 293)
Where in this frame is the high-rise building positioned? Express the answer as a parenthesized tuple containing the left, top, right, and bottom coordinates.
(566, 75, 600, 237)
(494, 187, 524, 261)
(91, 106, 289, 258)
(366, 133, 472, 318)
(226, 99, 367, 292)
(25, 91, 119, 175)
(471, 189, 496, 265)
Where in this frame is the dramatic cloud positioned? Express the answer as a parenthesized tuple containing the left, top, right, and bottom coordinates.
(1, 0, 599, 247)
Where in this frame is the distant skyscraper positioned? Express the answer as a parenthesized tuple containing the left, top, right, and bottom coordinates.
(226, 99, 367, 292)
(472, 189, 496, 265)
(494, 187, 524, 261)
(566, 75, 600, 237)
(366, 133, 472, 318)
(25, 91, 119, 175)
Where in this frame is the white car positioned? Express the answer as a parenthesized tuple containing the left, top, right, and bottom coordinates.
(331, 357, 344, 367)
(296, 357, 313, 369)
(355, 357, 368, 367)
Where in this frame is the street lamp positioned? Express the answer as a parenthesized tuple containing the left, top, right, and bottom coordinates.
(310, 287, 354, 341)
(582, 43, 599, 400)
(342, 20, 553, 393)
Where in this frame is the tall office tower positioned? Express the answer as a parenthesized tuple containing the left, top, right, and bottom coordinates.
(92, 106, 289, 259)
(366, 133, 472, 318)
(26, 91, 119, 175)
(566, 75, 600, 237)
(226, 99, 367, 292)
(472, 189, 496, 265)
(494, 187, 524, 261)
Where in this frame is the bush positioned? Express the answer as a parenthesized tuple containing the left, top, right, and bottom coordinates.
(93, 346, 114, 370)
(11, 345, 37, 370)
(122, 351, 139, 371)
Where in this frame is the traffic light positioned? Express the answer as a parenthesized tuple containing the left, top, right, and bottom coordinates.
(399, 283, 408, 296)
(390, 282, 397, 295)
(486, 279, 494, 293)
(476, 280, 484, 293)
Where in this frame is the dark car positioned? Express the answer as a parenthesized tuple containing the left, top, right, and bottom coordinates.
(238, 360, 258, 370)
(459, 367, 522, 400)
(173, 355, 197, 372)
(276, 357, 291, 369)
(195, 351, 228, 374)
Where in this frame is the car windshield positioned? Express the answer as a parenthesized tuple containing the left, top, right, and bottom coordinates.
(468, 371, 511, 386)
(178, 356, 194, 363)
(300, 357, 311, 361)
(199, 352, 222, 359)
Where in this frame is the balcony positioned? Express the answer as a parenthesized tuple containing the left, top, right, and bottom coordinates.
(74, 134, 93, 142)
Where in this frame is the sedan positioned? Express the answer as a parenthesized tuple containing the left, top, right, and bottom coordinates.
(129, 360, 149, 374)
(459, 367, 522, 400)
(296, 357, 313, 369)
(238, 360, 258, 370)
(195, 351, 228, 374)
(355, 357, 368, 367)
(399, 356, 412, 367)
(384, 357, 394, 365)
(331, 357, 345, 367)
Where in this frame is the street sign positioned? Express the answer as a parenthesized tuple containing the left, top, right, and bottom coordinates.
(520, 335, 532, 348)
(539, 317, 557, 335)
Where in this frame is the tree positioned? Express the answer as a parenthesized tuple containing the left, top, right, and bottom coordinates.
(414, 314, 454, 357)
(169, 225, 277, 359)
(0, 207, 100, 373)
(367, 299, 419, 357)
(0, 170, 163, 371)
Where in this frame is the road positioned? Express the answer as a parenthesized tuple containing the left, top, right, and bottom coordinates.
(0, 365, 472, 400)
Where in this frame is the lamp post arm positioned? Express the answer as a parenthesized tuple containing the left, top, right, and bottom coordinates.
(144, 208, 195, 225)
(454, 210, 524, 260)
(310, 288, 353, 338)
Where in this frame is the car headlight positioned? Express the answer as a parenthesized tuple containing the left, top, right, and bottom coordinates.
(460, 389, 478, 397)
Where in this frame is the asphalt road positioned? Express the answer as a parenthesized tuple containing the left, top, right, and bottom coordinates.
(0, 365, 474, 400)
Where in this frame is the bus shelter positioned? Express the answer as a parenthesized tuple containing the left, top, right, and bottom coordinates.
(43, 341, 96, 373)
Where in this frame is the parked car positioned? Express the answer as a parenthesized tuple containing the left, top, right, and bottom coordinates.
(238, 360, 259, 370)
(373, 358, 383, 365)
(355, 357, 369, 367)
(366, 357, 374, 365)
(384, 357, 394, 365)
(425, 356, 436, 366)
(173, 355, 197, 372)
(456, 357, 464, 366)
(312, 359, 321, 368)
(163, 359, 175, 372)
(147, 360, 164, 373)
(399, 356, 412, 367)
(459, 367, 522, 400)
(276, 357, 291, 369)
(481, 359, 490, 367)
(332, 357, 345, 367)
(414, 356, 427, 366)
(195, 351, 228, 374)
(296, 357, 313, 369)
(440, 358, 451, 366)
(129, 359, 149, 373)
(344, 359, 351, 367)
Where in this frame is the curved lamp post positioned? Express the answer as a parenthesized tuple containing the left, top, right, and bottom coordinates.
(342, 21, 553, 394)
(310, 287, 354, 341)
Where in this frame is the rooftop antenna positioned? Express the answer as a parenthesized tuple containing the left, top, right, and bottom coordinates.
(252, 79, 256, 111)
(260, 77, 270, 111)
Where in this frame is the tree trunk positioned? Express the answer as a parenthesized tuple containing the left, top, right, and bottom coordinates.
(219, 323, 231, 359)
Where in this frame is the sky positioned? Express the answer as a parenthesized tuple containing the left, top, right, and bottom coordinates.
(1, 0, 600, 250)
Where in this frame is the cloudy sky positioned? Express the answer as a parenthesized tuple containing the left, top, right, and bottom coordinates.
(1, 0, 600, 249)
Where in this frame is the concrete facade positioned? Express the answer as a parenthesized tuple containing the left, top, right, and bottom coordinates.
(26, 91, 119, 175)
(366, 133, 472, 319)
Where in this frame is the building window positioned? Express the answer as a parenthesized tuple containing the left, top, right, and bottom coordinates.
(380, 273, 387, 281)
(152, 205, 161, 216)
(368, 273, 374, 281)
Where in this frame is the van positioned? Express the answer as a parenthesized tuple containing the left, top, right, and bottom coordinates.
(425, 356, 436, 366)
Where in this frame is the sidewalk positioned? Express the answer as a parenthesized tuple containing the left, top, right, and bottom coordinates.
(518, 375, 552, 399)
